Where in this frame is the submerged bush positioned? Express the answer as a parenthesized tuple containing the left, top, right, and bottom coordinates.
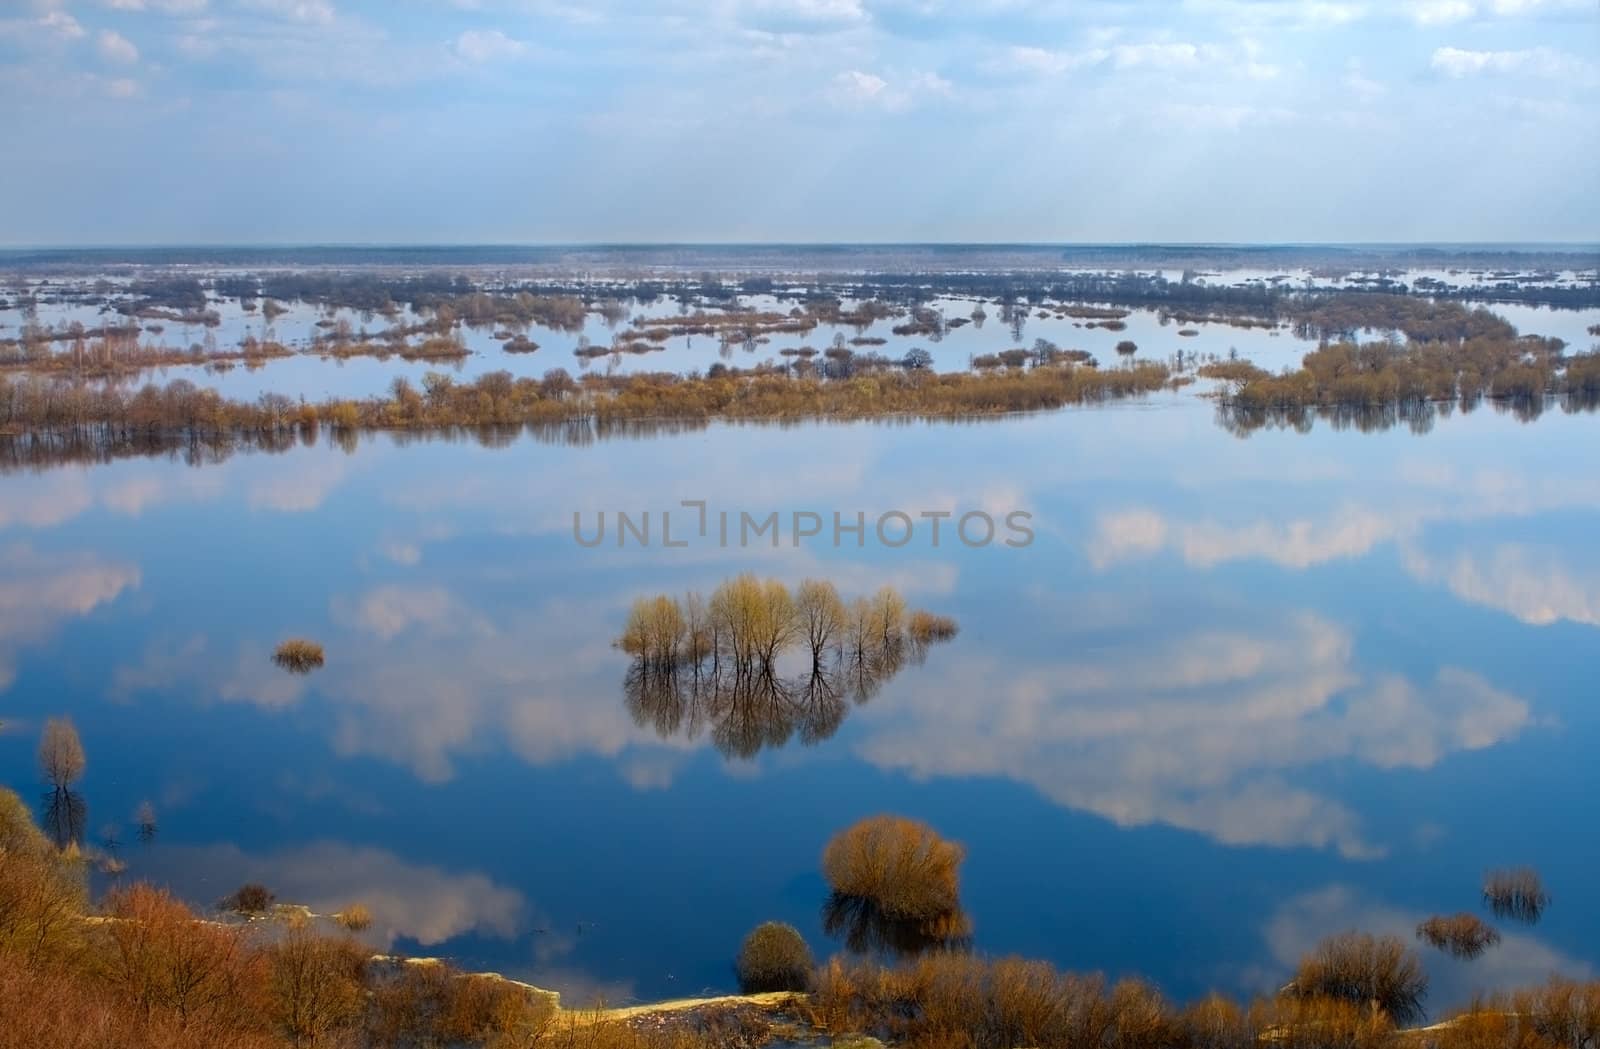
(908, 611, 959, 645)
(333, 904, 372, 933)
(226, 883, 276, 914)
(1483, 868, 1550, 924)
(735, 922, 813, 993)
(1416, 913, 1501, 959)
(271, 639, 324, 674)
(823, 816, 964, 923)
(1288, 932, 1428, 1025)
(821, 816, 971, 955)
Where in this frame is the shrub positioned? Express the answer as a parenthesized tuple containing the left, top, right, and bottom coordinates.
(1288, 931, 1428, 1025)
(226, 883, 275, 914)
(1483, 868, 1550, 924)
(99, 885, 266, 1032)
(266, 927, 366, 1047)
(0, 791, 87, 970)
(734, 922, 813, 992)
(367, 961, 555, 1048)
(1416, 913, 1501, 959)
(333, 904, 371, 933)
(908, 611, 959, 645)
(1116, 340, 1138, 355)
(271, 639, 324, 674)
(823, 816, 964, 923)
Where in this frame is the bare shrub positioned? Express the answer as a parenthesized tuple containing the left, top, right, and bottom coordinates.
(225, 884, 275, 915)
(99, 884, 266, 1032)
(1254, 994, 1394, 1049)
(38, 719, 85, 789)
(266, 927, 366, 1047)
(0, 791, 87, 969)
(333, 904, 371, 933)
(368, 960, 555, 1048)
(908, 611, 959, 645)
(734, 922, 812, 993)
(1417, 913, 1501, 959)
(1483, 868, 1550, 924)
(1288, 931, 1428, 1025)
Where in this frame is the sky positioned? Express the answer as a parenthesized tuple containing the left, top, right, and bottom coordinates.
(0, 0, 1596, 245)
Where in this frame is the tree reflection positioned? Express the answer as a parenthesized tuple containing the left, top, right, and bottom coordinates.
(42, 787, 86, 849)
(624, 648, 904, 760)
(821, 892, 973, 957)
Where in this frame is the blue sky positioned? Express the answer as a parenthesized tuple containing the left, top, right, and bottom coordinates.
(1, 0, 1596, 245)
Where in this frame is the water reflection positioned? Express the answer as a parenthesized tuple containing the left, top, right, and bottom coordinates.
(821, 892, 973, 957)
(853, 610, 1531, 858)
(42, 786, 86, 849)
(1217, 391, 1599, 437)
(0, 546, 140, 691)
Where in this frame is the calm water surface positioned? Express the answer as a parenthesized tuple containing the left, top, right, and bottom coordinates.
(1, 395, 1597, 1014)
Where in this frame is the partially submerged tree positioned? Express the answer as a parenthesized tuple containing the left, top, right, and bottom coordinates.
(38, 719, 85, 791)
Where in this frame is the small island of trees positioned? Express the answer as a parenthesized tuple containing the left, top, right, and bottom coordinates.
(618, 577, 957, 759)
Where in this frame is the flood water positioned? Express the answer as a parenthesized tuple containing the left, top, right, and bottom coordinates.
(2, 384, 1597, 1014)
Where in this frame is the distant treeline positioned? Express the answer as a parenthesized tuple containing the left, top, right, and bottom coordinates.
(4, 241, 1595, 273)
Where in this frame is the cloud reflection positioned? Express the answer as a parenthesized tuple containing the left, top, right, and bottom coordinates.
(0, 544, 140, 691)
(852, 611, 1529, 857)
(141, 840, 526, 950)
(1263, 885, 1593, 1011)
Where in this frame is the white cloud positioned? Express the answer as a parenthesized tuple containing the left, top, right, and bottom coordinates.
(1431, 45, 1588, 79)
(104, 0, 211, 12)
(97, 29, 140, 64)
(453, 27, 527, 63)
(142, 840, 526, 949)
(106, 76, 140, 97)
(1344, 57, 1385, 100)
(239, 0, 335, 24)
(738, 0, 867, 31)
(831, 68, 887, 102)
(828, 67, 951, 110)
(1407, 0, 1476, 24)
(37, 10, 86, 39)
